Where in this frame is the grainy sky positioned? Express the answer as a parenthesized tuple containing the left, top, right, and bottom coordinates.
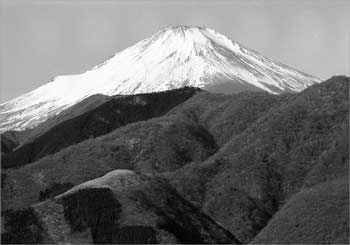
(1, 0, 349, 102)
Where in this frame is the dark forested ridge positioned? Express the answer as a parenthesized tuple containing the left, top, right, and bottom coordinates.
(1, 131, 19, 155)
(1, 76, 349, 244)
(1, 87, 200, 169)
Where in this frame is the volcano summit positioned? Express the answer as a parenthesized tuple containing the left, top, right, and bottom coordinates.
(0, 26, 320, 131)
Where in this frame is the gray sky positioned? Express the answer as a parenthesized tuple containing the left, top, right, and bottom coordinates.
(1, 0, 349, 103)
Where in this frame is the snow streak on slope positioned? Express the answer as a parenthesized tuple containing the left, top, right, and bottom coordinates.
(0, 26, 320, 132)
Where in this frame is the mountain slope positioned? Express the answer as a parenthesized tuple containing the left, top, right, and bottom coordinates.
(165, 76, 349, 242)
(0, 26, 320, 132)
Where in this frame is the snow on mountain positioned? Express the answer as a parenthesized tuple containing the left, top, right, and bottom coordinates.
(0, 26, 320, 132)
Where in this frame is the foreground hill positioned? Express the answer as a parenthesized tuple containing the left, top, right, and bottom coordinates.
(2, 170, 240, 244)
(1, 76, 348, 244)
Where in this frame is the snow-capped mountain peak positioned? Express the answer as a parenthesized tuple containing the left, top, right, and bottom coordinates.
(0, 26, 320, 132)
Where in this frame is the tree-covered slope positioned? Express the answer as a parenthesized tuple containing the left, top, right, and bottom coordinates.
(166, 76, 349, 243)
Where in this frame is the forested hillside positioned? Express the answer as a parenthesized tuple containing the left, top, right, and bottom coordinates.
(1, 76, 348, 244)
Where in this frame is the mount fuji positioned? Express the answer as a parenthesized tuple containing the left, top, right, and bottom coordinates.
(0, 26, 320, 132)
